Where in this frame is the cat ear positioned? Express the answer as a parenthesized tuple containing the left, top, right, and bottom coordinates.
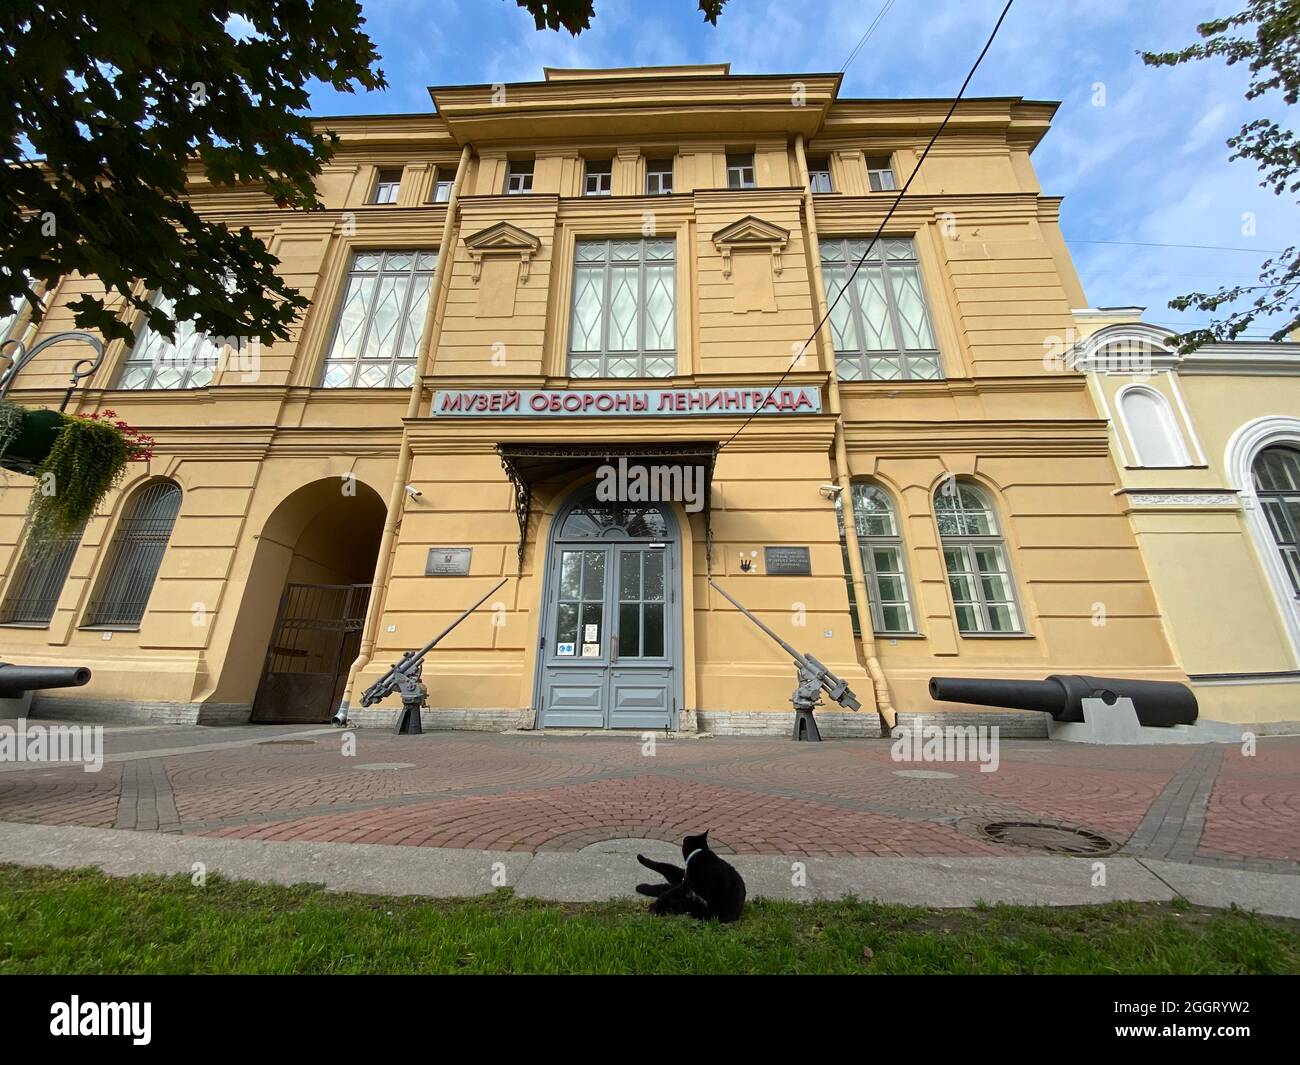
(701, 829, 709, 840)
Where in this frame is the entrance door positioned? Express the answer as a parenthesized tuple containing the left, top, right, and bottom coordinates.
(539, 496, 678, 729)
(251, 582, 370, 723)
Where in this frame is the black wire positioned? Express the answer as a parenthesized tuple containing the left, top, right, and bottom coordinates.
(718, 0, 1017, 453)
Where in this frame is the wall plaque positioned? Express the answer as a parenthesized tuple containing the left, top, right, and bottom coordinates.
(764, 546, 811, 575)
(425, 547, 472, 576)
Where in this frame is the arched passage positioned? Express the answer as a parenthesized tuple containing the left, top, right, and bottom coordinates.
(214, 478, 386, 722)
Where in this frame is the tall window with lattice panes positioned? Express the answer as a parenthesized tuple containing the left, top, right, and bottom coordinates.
(320, 250, 437, 388)
(84, 481, 182, 629)
(821, 237, 941, 381)
(1253, 445, 1300, 596)
(568, 238, 675, 378)
(935, 483, 1022, 634)
(0, 526, 82, 626)
(117, 291, 226, 389)
(837, 483, 915, 635)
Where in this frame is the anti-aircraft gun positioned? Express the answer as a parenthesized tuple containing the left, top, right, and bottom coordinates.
(709, 579, 860, 741)
(348, 578, 508, 734)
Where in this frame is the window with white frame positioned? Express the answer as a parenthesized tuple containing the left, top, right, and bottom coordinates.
(117, 290, 228, 390)
(645, 159, 674, 195)
(320, 249, 438, 388)
(867, 156, 896, 191)
(568, 238, 675, 378)
(935, 482, 1022, 634)
(584, 160, 612, 197)
(837, 483, 915, 634)
(726, 153, 755, 189)
(506, 160, 534, 194)
(371, 168, 403, 204)
(0, 525, 82, 626)
(808, 157, 833, 193)
(1120, 386, 1190, 467)
(432, 172, 453, 202)
(821, 237, 941, 381)
(1253, 445, 1300, 597)
(84, 481, 182, 629)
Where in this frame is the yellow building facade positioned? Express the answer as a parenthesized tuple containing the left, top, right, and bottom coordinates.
(1071, 311, 1300, 724)
(0, 64, 1198, 733)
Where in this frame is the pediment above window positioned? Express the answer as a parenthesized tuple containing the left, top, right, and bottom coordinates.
(711, 215, 789, 278)
(463, 222, 542, 283)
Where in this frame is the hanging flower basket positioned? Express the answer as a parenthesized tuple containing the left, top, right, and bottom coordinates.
(0, 402, 155, 541)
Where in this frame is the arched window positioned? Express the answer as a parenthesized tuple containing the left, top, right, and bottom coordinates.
(0, 525, 83, 626)
(1252, 446, 1300, 597)
(935, 482, 1022, 634)
(85, 481, 181, 628)
(1120, 386, 1190, 467)
(557, 496, 670, 539)
(837, 483, 914, 633)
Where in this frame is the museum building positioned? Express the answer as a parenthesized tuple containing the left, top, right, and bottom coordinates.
(0, 63, 1212, 733)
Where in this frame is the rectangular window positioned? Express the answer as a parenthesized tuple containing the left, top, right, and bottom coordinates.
(371, 168, 403, 204)
(820, 237, 941, 381)
(506, 160, 534, 194)
(432, 175, 453, 203)
(584, 160, 612, 197)
(0, 529, 82, 626)
(117, 290, 224, 390)
(319, 249, 438, 388)
(568, 238, 676, 378)
(645, 159, 674, 195)
(943, 544, 1021, 633)
(808, 158, 833, 193)
(726, 153, 755, 189)
(867, 156, 896, 192)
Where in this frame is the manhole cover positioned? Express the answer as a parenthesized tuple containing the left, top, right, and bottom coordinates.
(979, 821, 1116, 856)
(257, 739, 317, 746)
(893, 769, 957, 780)
(352, 762, 415, 771)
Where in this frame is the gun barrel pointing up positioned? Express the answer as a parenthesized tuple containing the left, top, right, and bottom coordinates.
(708, 579, 809, 669)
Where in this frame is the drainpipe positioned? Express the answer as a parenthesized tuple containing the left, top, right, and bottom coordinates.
(335, 143, 472, 724)
(794, 134, 897, 734)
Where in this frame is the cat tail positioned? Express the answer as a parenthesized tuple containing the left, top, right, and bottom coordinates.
(635, 881, 673, 898)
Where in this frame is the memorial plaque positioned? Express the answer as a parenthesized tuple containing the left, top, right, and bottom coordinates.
(425, 547, 472, 576)
(764, 545, 811, 575)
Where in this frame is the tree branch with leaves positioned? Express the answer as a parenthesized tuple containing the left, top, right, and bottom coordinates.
(1142, 0, 1299, 351)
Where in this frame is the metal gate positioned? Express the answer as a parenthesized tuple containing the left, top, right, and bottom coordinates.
(251, 583, 371, 724)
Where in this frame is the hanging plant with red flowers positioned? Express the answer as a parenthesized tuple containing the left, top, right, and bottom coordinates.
(21, 407, 156, 543)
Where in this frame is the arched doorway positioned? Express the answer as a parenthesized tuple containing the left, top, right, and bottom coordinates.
(535, 487, 681, 729)
(237, 479, 386, 723)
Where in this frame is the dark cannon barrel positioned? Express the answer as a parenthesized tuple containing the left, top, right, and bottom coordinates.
(0, 663, 92, 698)
(928, 674, 1197, 727)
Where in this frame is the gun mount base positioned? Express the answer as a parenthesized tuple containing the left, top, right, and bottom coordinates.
(394, 698, 424, 735)
(793, 708, 821, 741)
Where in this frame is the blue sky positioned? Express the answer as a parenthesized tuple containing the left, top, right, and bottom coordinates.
(302, 0, 1297, 337)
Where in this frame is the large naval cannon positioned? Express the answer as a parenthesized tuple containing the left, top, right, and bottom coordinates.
(928, 674, 1198, 728)
(0, 663, 92, 698)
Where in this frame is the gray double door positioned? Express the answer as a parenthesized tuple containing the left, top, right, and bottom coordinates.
(539, 534, 678, 729)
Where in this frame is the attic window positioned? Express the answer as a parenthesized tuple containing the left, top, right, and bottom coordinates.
(371, 168, 403, 204)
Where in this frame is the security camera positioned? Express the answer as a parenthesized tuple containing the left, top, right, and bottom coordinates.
(404, 484, 422, 500)
(819, 484, 843, 500)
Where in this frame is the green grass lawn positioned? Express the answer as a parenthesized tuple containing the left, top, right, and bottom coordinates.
(2, 863, 1297, 974)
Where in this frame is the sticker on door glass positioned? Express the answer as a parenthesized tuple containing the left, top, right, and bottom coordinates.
(581, 643, 599, 657)
(583, 624, 598, 642)
(556, 642, 575, 657)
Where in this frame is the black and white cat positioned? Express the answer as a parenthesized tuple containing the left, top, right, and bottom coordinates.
(635, 830, 746, 922)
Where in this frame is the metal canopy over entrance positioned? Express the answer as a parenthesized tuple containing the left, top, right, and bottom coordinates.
(497, 441, 718, 572)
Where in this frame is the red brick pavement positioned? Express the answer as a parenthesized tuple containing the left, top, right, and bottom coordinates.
(0, 727, 1296, 866)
